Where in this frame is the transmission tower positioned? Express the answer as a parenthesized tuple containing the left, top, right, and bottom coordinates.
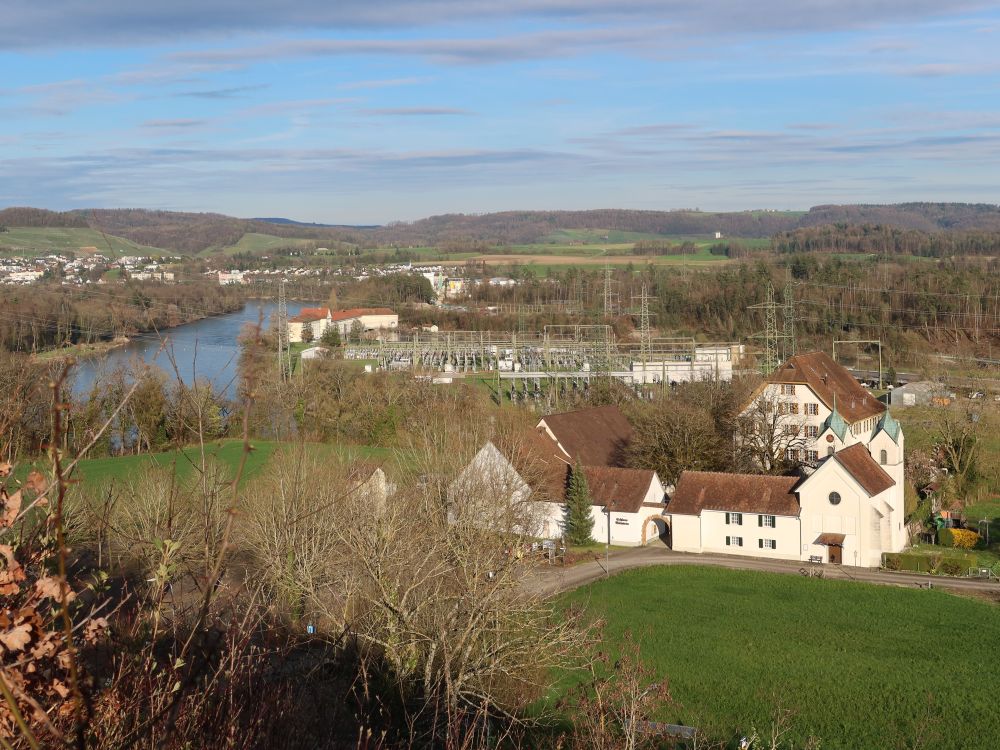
(603, 263, 619, 317)
(782, 282, 797, 360)
(276, 279, 292, 381)
(632, 285, 654, 366)
(749, 281, 796, 375)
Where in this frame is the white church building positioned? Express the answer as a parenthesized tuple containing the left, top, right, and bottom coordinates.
(665, 352, 906, 567)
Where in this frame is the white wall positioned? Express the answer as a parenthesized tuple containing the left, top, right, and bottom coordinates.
(798, 460, 880, 567)
(697, 509, 802, 561)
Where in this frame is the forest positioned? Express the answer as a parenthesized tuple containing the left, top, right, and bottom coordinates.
(0, 281, 245, 352)
(4, 202, 1000, 254)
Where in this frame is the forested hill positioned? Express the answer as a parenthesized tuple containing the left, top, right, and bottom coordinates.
(2, 202, 999, 254)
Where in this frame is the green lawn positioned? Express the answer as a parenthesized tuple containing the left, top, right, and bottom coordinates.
(554, 566, 1000, 748)
(18, 439, 402, 490)
(0, 227, 168, 257)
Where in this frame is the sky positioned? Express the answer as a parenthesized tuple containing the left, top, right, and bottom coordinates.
(2, 1, 1000, 224)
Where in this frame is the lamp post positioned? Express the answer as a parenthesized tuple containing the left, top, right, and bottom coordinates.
(606, 507, 611, 577)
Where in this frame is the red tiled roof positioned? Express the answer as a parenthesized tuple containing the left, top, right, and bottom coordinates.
(668, 471, 800, 517)
(583, 466, 658, 513)
(764, 351, 885, 424)
(290, 306, 329, 323)
(330, 307, 396, 322)
(832, 443, 895, 496)
(494, 428, 571, 503)
(537, 405, 633, 467)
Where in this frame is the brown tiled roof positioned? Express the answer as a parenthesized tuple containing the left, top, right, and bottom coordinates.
(538, 405, 633, 467)
(582, 466, 658, 514)
(494, 428, 571, 503)
(832, 443, 895, 496)
(668, 471, 800, 517)
(290, 306, 329, 323)
(815, 533, 846, 546)
(765, 351, 885, 424)
(330, 307, 396, 322)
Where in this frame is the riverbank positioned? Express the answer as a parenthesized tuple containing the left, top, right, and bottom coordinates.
(30, 337, 131, 363)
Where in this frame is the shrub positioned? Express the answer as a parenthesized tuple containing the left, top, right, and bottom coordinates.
(883, 553, 901, 571)
(938, 528, 955, 547)
(939, 559, 966, 577)
(950, 528, 980, 550)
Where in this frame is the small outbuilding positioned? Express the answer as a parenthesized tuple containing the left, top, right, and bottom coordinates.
(890, 381, 955, 407)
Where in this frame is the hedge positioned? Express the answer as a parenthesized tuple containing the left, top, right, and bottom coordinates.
(882, 552, 975, 576)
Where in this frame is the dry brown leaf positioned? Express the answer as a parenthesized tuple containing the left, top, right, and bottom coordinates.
(51, 680, 70, 699)
(1, 489, 22, 528)
(25, 470, 46, 494)
(35, 576, 74, 603)
(0, 544, 25, 595)
(0, 622, 32, 653)
(0, 462, 11, 478)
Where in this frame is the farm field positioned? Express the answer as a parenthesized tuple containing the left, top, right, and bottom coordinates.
(554, 566, 1000, 749)
(0, 227, 168, 257)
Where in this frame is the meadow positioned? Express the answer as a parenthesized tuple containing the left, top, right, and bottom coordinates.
(555, 566, 1000, 749)
(0, 227, 168, 257)
(17, 439, 401, 490)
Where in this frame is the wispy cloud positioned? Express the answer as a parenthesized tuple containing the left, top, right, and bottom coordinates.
(359, 107, 472, 116)
(173, 84, 268, 99)
(338, 76, 427, 90)
(141, 118, 208, 128)
(0, 1, 991, 49)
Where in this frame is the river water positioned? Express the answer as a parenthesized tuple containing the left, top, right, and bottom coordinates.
(72, 300, 317, 398)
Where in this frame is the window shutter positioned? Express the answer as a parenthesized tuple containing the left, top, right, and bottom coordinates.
(758, 515, 763, 527)
(725, 513, 730, 525)
(725, 536, 730, 546)
(758, 539, 763, 549)
(773, 540, 776, 550)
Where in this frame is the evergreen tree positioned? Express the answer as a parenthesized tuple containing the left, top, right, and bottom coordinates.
(564, 462, 594, 545)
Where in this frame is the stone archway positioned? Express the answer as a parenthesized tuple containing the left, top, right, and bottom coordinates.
(641, 514, 671, 546)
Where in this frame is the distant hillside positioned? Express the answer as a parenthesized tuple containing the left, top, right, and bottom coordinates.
(2, 203, 999, 254)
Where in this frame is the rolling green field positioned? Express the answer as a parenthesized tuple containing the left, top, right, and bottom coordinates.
(0, 227, 168, 257)
(554, 566, 1000, 748)
(213, 232, 317, 255)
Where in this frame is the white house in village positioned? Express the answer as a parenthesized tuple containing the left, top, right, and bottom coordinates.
(663, 351, 906, 567)
(449, 406, 668, 546)
(288, 307, 398, 343)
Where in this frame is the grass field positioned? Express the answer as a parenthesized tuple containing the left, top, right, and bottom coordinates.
(0, 227, 168, 257)
(16, 439, 402, 490)
(554, 566, 1000, 748)
(213, 232, 317, 255)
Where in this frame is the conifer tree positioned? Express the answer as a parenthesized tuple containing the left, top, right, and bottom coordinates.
(565, 462, 594, 545)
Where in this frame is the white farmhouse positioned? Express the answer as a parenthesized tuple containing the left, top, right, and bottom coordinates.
(288, 307, 398, 343)
(666, 351, 907, 567)
(449, 405, 667, 545)
(742, 350, 890, 465)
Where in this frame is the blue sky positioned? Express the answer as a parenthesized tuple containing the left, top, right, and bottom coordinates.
(2, 1, 999, 223)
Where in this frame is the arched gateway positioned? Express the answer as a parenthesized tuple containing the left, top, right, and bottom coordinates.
(641, 514, 671, 546)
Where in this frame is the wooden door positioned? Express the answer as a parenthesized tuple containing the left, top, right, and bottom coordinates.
(829, 545, 842, 565)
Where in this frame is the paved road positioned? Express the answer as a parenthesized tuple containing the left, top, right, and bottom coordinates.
(527, 545, 1000, 597)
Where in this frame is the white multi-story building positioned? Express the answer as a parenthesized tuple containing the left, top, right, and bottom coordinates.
(287, 307, 398, 343)
(664, 352, 906, 567)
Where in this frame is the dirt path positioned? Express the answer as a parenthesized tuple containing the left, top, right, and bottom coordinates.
(527, 546, 1000, 598)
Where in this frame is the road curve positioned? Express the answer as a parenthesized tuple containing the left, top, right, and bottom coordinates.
(527, 545, 1000, 598)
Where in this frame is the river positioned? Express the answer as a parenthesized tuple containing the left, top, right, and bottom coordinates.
(72, 300, 318, 398)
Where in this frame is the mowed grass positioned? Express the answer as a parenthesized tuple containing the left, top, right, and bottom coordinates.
(0, 227, 168, 257)
(554, 566, 1000, 749)
(18, 439, 403, 490)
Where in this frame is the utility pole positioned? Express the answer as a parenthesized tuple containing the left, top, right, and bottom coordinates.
(276, 278, 291, 381)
